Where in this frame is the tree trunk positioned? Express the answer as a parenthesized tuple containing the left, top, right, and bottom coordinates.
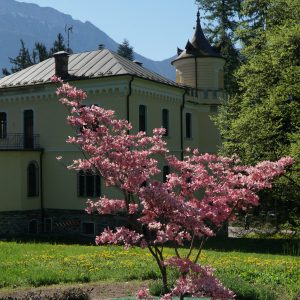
(161, 265, 168, 294)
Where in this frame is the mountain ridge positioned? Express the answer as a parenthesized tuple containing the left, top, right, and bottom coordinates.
(0, 0, 176, 80)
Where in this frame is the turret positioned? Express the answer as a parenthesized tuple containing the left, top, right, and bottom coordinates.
(172, 10, 225, 90)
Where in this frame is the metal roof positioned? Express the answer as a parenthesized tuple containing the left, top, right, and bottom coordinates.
(172, 10, 223, 64)
(0, 49, 178, 89)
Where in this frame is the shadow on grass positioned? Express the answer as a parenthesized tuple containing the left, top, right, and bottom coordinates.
(204, 237, 300, 255)
(1, 234, 299, 256)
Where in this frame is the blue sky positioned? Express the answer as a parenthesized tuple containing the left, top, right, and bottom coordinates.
(17, 0, 200, 61)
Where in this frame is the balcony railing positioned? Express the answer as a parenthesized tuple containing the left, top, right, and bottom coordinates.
(186, 88, 227, 102)
(0, 133, 40, 150)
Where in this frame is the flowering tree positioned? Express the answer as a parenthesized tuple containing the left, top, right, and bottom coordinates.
(53, 76, 294, 300)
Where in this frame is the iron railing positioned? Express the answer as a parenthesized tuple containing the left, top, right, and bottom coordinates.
(186, 88, 227, 99)
(0, 133, 40, 150)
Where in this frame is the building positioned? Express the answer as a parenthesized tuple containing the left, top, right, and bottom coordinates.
(0, 11, 225, 238)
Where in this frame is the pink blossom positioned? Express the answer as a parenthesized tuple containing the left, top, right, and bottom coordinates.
(136, 288, 154, 300)
(95, 227, 143, 249)
(50, 75, 63, 83)
(165, 257, 235, 299)
(86, 198, 126, 215)
(55, 80, 293, 300)
(129, 203, 139, 214)
(159, 294, 172, 300)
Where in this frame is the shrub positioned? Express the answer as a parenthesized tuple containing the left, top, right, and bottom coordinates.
(219, 274, 279, 300)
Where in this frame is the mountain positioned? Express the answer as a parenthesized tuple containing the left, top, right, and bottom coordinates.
(0, 0, 176, 80)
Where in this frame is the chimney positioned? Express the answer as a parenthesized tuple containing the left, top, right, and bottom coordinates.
(53, 51, 69, 78)
(133, 60, 143, 67)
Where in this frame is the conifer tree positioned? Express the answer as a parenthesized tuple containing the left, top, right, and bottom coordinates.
(33, 42, 50, 63)
(117, 39, 134, 61)
(49, 33, 67, 55)
(2, 34, 67, 76)
(195, 0, 241, 95)
(8, 40, 33, 74)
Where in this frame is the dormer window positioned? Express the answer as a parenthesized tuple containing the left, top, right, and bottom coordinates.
(0, 112, 7, 139)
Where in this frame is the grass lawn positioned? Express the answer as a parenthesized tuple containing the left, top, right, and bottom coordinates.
(0, 241, 299, 299)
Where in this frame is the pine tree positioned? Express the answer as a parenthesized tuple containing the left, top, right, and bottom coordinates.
(34, 42, 50, 62)
(9, 40, 33, 73)
(117, 39, 134, 61)
(2, 34, 67, 76)
(1, 68, 10, 76)
(49, 33, 67, 55)
(195, 0, 241, 95)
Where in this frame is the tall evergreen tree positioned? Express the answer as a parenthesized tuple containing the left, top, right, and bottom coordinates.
(117, 39, 134, 61)
(1, 68, 10, 76)
(33, 42, 50, 63)
(8, 40, 33, 74)
(2, 40, 50, 76)
(216, 0, 300, 230)
(49, 33, 67, 55)
(2, 34, 67, 76)
(195, 0, 241, 94)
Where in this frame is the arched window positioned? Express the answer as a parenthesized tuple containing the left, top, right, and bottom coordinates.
(27, 161, 39, 197)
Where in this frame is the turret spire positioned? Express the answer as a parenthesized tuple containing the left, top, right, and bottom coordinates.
(196, 8, 200, 27)
(171, 9, 225, 88)
(172, 9, 221, 62)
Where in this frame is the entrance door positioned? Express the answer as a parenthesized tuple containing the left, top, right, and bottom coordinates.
(24, 110, 33, 149)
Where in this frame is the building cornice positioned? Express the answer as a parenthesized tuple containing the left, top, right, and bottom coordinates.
(0, 75, 184, 104)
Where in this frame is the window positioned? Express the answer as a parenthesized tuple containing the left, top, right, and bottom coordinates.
(186, 113, 192, 138)
(82, 222, 95, 235)
(162, 166, 170, 183)
(0, 112, 7, 139)
(139, 105, 147, 132)
(162, 109, 169, 136)
(78, 170, 101, 197)
(27, 161, 39, 197)
(24, 110, 34, 149)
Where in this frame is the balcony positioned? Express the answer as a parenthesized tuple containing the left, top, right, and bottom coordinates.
(0, 133, 41, 150)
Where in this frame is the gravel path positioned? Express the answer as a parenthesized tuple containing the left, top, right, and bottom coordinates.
(0, 281, 148, 300)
